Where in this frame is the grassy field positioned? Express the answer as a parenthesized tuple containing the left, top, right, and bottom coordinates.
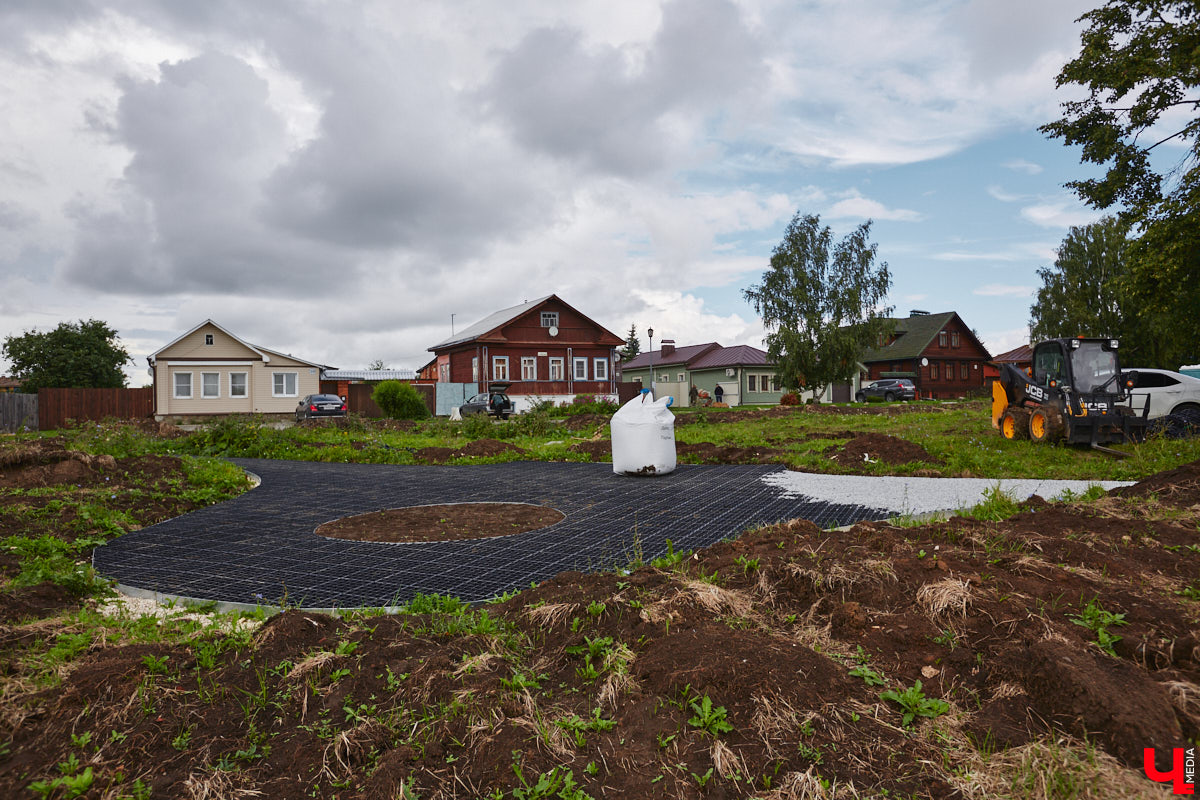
(43, 398, 1200, 482)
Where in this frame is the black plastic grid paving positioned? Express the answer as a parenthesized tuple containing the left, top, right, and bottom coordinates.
(92, 459, 889, 608)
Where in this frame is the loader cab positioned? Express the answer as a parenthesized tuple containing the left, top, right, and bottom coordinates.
(1032, 341, 1069, 389)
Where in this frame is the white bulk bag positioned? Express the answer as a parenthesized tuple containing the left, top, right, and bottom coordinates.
(610, 391, 676, 476)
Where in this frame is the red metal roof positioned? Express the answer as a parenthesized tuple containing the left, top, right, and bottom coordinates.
(688, 344, 772, 370)
(992, 344, 1032, 363)
(621, 342, 720, 369)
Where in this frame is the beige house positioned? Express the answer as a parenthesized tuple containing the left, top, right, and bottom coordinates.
(149, 320, 329, 421)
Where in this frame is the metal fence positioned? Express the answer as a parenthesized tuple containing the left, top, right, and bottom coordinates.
(0, 393, 38, 433)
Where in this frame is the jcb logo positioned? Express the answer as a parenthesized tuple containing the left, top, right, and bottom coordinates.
(1144, 747, 1196, 794)
(1027, 385, 1046, 401)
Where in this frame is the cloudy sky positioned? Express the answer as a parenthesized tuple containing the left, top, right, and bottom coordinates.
(1, 0, 1114, 384)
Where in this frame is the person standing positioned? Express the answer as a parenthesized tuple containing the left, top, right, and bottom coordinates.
(714, 384, 724, 405)
(689, 384, 698, 406)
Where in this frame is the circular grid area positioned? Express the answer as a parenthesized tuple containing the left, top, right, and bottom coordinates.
(93, 459, 888, 609)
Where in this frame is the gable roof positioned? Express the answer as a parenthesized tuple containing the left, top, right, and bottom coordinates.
(622, 342, 721, 370)
(429, 294, 623, 351)
(992, 344, 1032, 364)
(149, 319, 330, 369)
(688, 344, 773, 370)
(859, 311, 989, 363)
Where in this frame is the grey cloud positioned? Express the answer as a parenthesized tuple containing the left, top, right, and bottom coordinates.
(0, 201, 38, 231)
(483, 0, 764, 175)
(62, 52, 350, 296)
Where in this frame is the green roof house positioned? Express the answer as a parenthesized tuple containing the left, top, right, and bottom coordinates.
(858, 311, 991, 400)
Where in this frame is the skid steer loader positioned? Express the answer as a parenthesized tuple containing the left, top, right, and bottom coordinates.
(991, 337, 1148, 454)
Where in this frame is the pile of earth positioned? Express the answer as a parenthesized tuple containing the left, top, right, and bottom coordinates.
(413, 438, 527, 463)
(830, 432, 943, 467)
(316, 503, 564, 543)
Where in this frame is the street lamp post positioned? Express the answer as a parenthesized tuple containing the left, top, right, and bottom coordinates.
(647, 326, 655, 393)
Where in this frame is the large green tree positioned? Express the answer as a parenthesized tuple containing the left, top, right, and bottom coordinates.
(1029, 216, 1131, 344)
(2, 319, 132, 391)
(743, 213, 893, 402)
(1040, 0, 1200, 367)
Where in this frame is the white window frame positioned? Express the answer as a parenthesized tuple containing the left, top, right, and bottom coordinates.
(493, 356, 509, 381)
(272, 372, 298, 397)
(541, 312, 558, 328)
(471, 357, 479, 382)
(229, 372, 248, 398)
(748, 374, 757, 392)
(632, 376, 642, 384)
(201, 372, 220, 398)
(573, 357, 588, 380)
(521, 356, 537, 381)
(204, 333, 214, 345)
(594, 358, 609, 381)
(549, 358, 564, 381)
(675, 371, 684, 383)
(173, 372, 193, 399)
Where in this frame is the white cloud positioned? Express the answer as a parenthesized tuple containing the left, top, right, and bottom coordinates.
(1020, 200, 1103, 229)
(973, 284, 1033, 298)
(987, 185, 1025, 203)
(1002, 158, 1043, 175)
(978, 327, 1032, 357)
(826, 193, 922, 222)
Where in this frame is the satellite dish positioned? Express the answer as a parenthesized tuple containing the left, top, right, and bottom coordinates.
(548, 326, 559, 337)
(920, 357, 929, 367)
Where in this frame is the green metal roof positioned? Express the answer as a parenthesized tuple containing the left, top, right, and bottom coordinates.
(859, 312, 957, 363)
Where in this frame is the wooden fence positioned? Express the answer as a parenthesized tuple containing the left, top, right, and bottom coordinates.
(346, 383, 436, 418)
(0, 393, 38, 433)
(36, 387, 154, 431)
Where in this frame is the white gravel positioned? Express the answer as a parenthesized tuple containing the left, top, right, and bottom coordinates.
(761, 471, 1134, 518)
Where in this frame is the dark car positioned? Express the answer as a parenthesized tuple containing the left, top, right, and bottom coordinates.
(295, 394, 347, 422)
(459, 382, 514, 420)
(855, 378, 916, 403)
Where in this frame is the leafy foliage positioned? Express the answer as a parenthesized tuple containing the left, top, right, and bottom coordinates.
(372, 381, 431, 420)
(743, 213, 893, 402)
(2, 319, 132, 391)
(1028, 217, 1131, 345)
(618, 323, 641, 362)
(1040, 1, 1200, 368)
(879, 680, 949, 728)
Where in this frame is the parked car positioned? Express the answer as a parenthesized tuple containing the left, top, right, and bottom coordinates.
(1125, 368, 1200, 419)
(855, 378, 916, 403)
(295, 394, 346, 422)
(459, 382, 513, 419)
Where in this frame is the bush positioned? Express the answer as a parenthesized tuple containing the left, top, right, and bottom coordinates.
(372, 381, 430, 420)
(550, 394, 619, 416)
(780, 392, 800, 405)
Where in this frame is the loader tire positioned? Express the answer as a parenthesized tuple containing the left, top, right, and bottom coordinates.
(999, 408, 1029, 440)
(1028, 407, 1064, 443)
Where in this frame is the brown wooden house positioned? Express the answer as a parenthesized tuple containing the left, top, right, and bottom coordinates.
(858, 311, 991, 400)
(427, 295, 625, 407)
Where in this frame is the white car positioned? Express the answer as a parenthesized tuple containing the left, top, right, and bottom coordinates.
(1125, 368, 1200, 419)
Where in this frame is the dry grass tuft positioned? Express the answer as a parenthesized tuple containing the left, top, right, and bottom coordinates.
(453, 651, 501, 678)
(953, 736, 1162, 799)
(759, 766, 859, 799)
(185, 768, 262, 799)
(917, 578, 973, 620)
(710, 738, 749, 780)
(524, 602, 578, 628)
(679, 579, 753, 618)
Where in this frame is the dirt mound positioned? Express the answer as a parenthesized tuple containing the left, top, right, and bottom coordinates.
(568, 439, 610, 460)
(317, 503, 564, 543)
(562, 413, 610, 431)
(0, 443, 118, 489)
(1110, 458, 1200, 505)
(676, 441, 789, 464)
(413, 438, 527, 463)
(833, 433, 941, 466)
(0, 582, 79, 623)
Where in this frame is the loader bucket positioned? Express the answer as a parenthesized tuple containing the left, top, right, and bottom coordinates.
(991, 381, 1008, 430)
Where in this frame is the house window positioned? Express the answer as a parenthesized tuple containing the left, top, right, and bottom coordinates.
(892, 363, 900, 372)
(173, 372, 192, 399)
(272, 372, 298, 397)
(492, 357, 509, 381)
(931, 362, 939, 380)
(472, 357, 479, 382)
(541, 312, 558, 328)
(951, 332, 961, 348)
(230, 372, 248, 398)
(204, 334, 214, 346)
(573, 358, 588, 380)
(675, 371, 684, 383)
(960, 362, 968, 380)
(632, 376, 642, 384)
(595, 359, 610, 381)
(201, 372, 220, 398)
(748, 375, 757, 392)
(549, 358, 564, 381)
(938, 331, 947, 347)
(521, 357, 537, 381)
(771, 376, 780, 391)
(439, 363, 450, 383)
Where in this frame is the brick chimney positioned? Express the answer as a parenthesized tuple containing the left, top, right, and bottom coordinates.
(661, 339, 675, 358)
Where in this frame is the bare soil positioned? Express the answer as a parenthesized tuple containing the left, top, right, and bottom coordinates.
(316, 503, 565, 543)
(1, 439, 1197, 798)
(414, 438, 528, 463)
